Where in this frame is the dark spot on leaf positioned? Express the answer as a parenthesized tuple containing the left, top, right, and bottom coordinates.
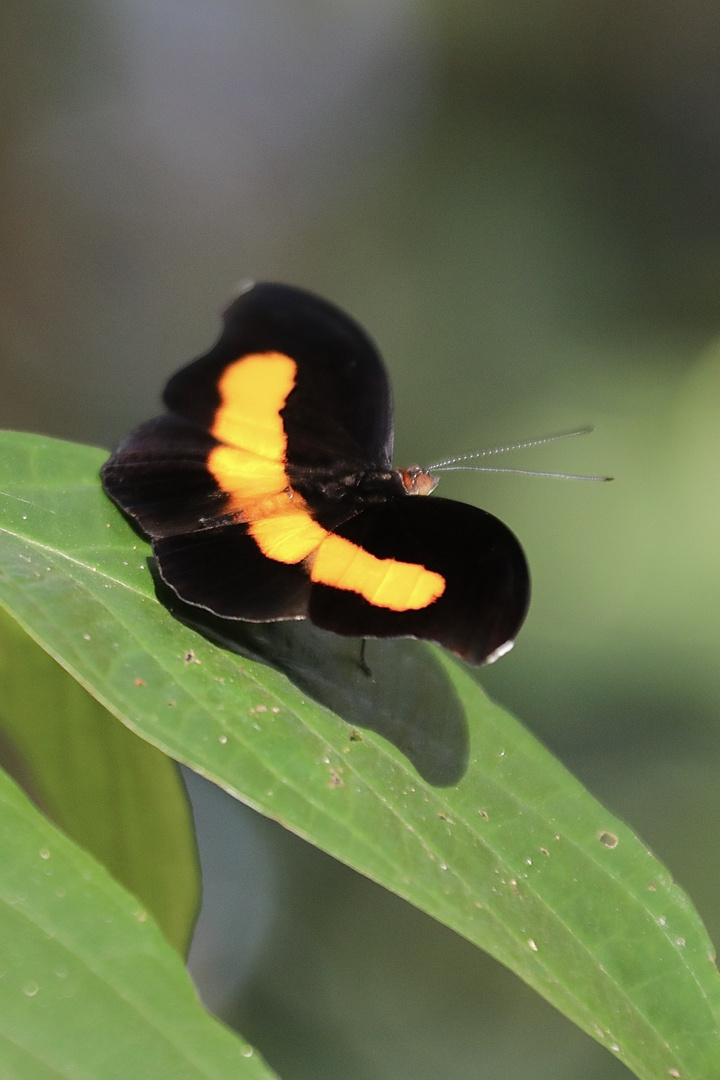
(598, 831, 618, 849)
(327, 768, 344, 788)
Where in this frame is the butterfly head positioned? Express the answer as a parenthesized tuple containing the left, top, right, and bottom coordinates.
(399, 466, 439, 497)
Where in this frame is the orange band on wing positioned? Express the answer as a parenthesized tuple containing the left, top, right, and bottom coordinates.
(206, 351, 297, 513)
(207, 445, 288, 509)
(311, 533, 445, 610)
(246, 501, 444, 611)
(211, 352, 296, 460)
(206, 348, 445, 612)
(249, 508, 327, 563)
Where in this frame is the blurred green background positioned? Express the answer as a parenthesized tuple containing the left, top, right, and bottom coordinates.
(3, 2, 720, 1077)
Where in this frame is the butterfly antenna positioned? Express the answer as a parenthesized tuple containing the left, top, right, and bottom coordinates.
(431, 466, 612, 482)
(427, 427, 612, 482)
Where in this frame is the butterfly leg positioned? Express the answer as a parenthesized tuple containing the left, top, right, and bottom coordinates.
(358, 637, 373, 678)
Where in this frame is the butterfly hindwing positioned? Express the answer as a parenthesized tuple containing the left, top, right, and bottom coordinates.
(154, 525, 311, 622)
(308, 497, 529, 665)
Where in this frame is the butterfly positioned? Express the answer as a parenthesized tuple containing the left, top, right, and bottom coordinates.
(101, 282, 530, 665)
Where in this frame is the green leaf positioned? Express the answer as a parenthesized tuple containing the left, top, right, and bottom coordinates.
(0, 604, 199, 957)
(0, 430, 719, 1080)
(0, 762, 277, 1080)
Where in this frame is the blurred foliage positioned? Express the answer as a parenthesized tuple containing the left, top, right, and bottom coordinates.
(3, 1, 720, 1078)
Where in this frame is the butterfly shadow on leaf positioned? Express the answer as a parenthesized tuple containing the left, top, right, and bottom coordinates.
(151, 563, 469, 787)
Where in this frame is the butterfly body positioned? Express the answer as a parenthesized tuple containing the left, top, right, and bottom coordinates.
(102, 283, 529, 665)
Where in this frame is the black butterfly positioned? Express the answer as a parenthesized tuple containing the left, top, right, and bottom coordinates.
(101, 283, 529, 665)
